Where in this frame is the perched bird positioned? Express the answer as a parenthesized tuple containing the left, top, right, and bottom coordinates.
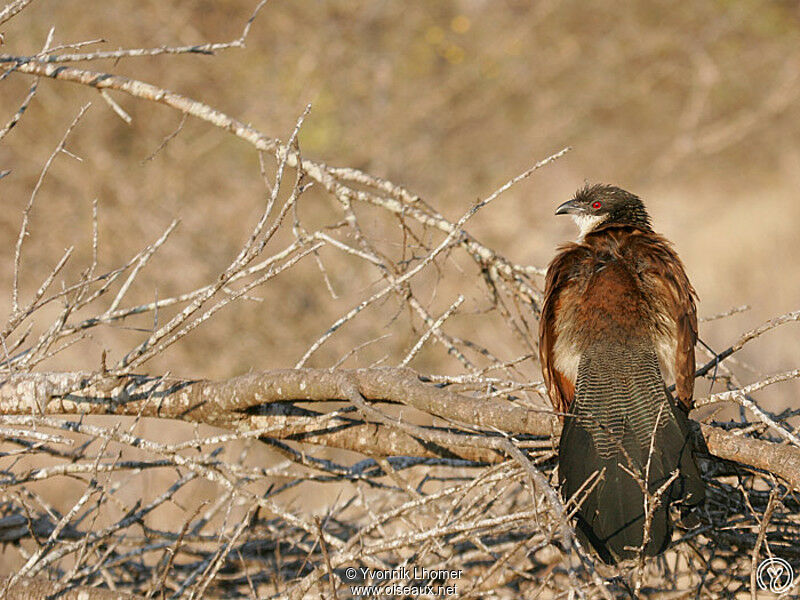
(539, 184, 705, 564)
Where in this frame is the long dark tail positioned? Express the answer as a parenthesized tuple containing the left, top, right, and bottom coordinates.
(558, 344, 705, 564)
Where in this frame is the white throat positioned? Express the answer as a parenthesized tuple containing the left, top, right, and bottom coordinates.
(572, 213, 607, 240)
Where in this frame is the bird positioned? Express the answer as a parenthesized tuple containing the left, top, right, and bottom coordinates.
(539, 184, 705, 564)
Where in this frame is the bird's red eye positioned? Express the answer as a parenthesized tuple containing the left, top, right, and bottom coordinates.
(591, 201, 602, 209)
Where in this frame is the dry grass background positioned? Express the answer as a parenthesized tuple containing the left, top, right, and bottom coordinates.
(1, 0, 800, 592)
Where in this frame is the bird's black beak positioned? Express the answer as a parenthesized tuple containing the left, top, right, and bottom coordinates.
(555, 199, 584, 216)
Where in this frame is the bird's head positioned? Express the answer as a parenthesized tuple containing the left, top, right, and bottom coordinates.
(555, 184, 652, 238)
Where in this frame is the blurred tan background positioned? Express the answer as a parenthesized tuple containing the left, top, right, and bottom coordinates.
(2, 1, 799, 405)
(1, 0, 800, 581)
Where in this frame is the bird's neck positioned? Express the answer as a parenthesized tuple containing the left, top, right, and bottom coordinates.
(581, 220, 653, 241)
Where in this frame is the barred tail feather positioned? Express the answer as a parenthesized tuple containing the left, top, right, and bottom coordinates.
(558, 344, 704, 563)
